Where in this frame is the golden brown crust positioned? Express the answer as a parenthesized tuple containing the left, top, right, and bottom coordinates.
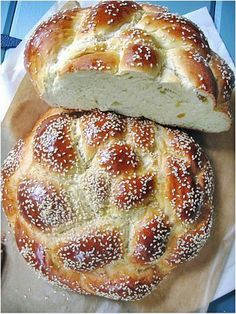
(2, 139, 25, 218)
(120, 43, 162, 77)
(57, 228, 123, 272)
(24, 8, 83, 93)
(167, 49, 218, 99)
(140, 3, 169, 14)
(86, 267, 162, 301)
(61, 51, 119, 74)
(209, 52, 235, 104)
(138, 12, 210, 57)
(33, 113, 77, 173)
(130, 119, 155, 151)
(131, 210, 171, 264)
(81, 1, 142, 34)
(167, 203, 213, 264)
(18, 178, 74, 232)
(113, 173, 156, 210)
(99, 143, 139, 175)
(2, 108, 214, 301)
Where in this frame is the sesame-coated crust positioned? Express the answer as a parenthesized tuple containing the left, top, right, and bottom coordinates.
(25, 1, 234, 116)
(2, 108, 214, 301)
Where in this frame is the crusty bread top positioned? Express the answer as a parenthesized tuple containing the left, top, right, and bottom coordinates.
(2, 108, 214, 301)
(24, 1, 234, 113)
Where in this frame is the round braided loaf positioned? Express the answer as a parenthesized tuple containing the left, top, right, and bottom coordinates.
(2, 108, 214, 301)
(25, 1, 234, 132)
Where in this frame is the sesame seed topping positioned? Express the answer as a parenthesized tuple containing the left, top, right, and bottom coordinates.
(9, 0, 227, 297)
(130, 118, 155, 151)
(80, 170, 110, 211)
(99, 142, 139, 176)
(58, 229, 123, 272)
(133, 213, 171, 262)
(82, 0, 141, 33)
(33, 114, 76, 174)
(2, 139, 24, 179)
(113, 173, 155, 210)
(168, 209, 213, 264)
(18, 178, 75, 232)
(3, 110, 214, 301)
(167, 156, 204, 224)
(81, 110, 126, 147)
(92, 270, 161, 301)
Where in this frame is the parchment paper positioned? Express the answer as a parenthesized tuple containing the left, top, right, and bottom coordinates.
(1, 2, 235, 313)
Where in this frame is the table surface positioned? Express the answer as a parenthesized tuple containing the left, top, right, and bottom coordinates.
(1, 1, 235, 312)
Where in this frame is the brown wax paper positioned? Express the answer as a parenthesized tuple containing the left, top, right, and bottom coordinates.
(1, 73, 235, 313)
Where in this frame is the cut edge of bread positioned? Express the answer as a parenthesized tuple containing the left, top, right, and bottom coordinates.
(43, 71, 231, 133)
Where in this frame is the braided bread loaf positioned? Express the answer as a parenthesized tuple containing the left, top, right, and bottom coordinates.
(24, 1, 234, 133)
(2, 108, 214, 301)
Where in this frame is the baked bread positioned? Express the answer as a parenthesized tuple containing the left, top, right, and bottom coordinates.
(2, 108, 214, 301)
(24, 1, 234, 133)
